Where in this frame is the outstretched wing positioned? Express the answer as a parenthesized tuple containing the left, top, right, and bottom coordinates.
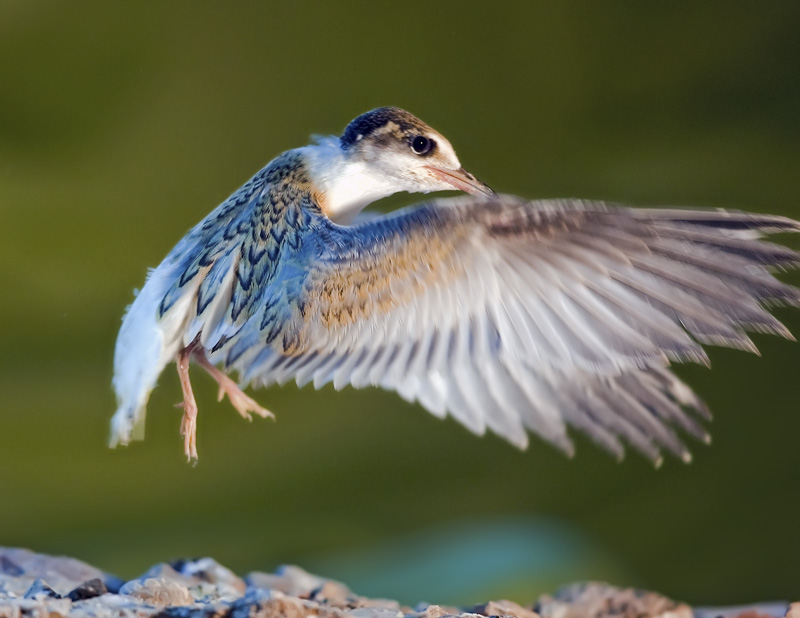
(226, 195, 800, 462)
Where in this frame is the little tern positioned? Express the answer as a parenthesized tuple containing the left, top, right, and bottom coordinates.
(110, 107, 800, 463)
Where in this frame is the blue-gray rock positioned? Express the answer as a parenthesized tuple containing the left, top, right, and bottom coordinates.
(24, 578, 61, 599)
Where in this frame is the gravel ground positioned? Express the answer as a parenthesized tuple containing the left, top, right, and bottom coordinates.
(0, 547, 793, 618)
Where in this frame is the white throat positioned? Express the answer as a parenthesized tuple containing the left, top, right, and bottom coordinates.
(302, 138, 400, 224)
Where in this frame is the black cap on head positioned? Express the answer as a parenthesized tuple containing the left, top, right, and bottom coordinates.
(340, 107, 431, 150)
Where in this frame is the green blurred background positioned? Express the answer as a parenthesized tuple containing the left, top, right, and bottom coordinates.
(1, 1, 799, 608)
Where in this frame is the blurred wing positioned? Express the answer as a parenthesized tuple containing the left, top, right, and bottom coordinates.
(230, 195, 800, 462)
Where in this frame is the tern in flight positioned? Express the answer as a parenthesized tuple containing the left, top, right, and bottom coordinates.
(110, 107, 800, 463)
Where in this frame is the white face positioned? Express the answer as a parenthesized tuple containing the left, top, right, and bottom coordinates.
(361, 129, 464, 195)
(303, 109, 494, 224)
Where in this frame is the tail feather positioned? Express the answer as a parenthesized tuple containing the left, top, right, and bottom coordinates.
(110, 266, 190, 447)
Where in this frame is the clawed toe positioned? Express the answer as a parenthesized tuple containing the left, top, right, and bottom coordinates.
(227, 390, 274, 422)
(196, 352, 274, 422)
(180, 412, 198, 462)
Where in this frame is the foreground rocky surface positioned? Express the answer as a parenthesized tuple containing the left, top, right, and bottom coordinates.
(0, 547, 793, 618)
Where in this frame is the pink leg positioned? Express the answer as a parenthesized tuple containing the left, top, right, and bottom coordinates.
(176, 346, 199, 462)
(194, 351, 274, 422)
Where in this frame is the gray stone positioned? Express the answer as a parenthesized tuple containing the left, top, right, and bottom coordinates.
(353, 598, 403, 612)
(694, 604, 790, 618)
(0, 557, 24, 577)
(245, 564, 328, 597)
(411, 604, 463, 618)
(309, 579, 356, 605)
(0, 548, 112, 597)
(473, 600, 540, 618)
(118, 578, 194, 607)
(246, 594, 344, 618)
(348, 608, 404, 618)
(63, 595, 159, 618)
(1, 547, 797, 618)
(24, 579, 61, 600)
(138, 559, 244, 602)
(536, 582, 692, 618)
(170, 558, 247, 597)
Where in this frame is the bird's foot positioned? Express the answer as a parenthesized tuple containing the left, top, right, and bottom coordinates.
(179, 405, 198, 464)
(217, 382, 274, 422)
(176, 346, 199, 462)
(195, 352, 275, 423)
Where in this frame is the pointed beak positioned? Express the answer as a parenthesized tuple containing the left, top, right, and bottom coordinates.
(425, 165, 496, 197)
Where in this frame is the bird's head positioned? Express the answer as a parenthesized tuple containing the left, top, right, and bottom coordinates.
(340, 107, 495, 197)
(304, 107, 494, 223)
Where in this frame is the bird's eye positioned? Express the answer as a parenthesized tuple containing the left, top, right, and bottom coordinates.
(410, 135, 434, 156)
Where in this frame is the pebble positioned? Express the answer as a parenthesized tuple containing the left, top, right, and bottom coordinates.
(475, 599, 540, 618)
(24, 579, 61, 600)
(536, 582, 692, 618)
(245, 564, 328, 597)
(67, 579, 108, 601)
(0, 548, 114, 598)
(118, 578, 194, 607)
(0, 547, 795, 618)
(136, 558, 245, 602)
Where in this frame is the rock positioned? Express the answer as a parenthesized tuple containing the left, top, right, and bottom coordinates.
(474, 599, 540, 618)
(0, 547, 797, 618)
(60, 594, 158, 618)
(137, 558, 244, 602)
(7, 596, 74, 618)
(732, 612, 784, 618)
(102, 575, 126, 595)
(245, 564, 328, 597)
(170, 558, 247, 597)
(412, 604, 463, 618)
(24, 579, 62, 600)
(309, 579, 356, 605)
(226, 593, 349, 618)
(118, 578, 194, 608)
(348, 609, 403, 618)
(0, 557, 24, 577)
(67, 579, 108, 601)
(353, 598, 403, 612)
(536, 582, 692, 618)
(0, 548, 115, 597)
(695, 603, 789, 618)
(256, 595, 325, 618)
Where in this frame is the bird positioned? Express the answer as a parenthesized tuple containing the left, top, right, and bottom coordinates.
(110, 106, 800, 463)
